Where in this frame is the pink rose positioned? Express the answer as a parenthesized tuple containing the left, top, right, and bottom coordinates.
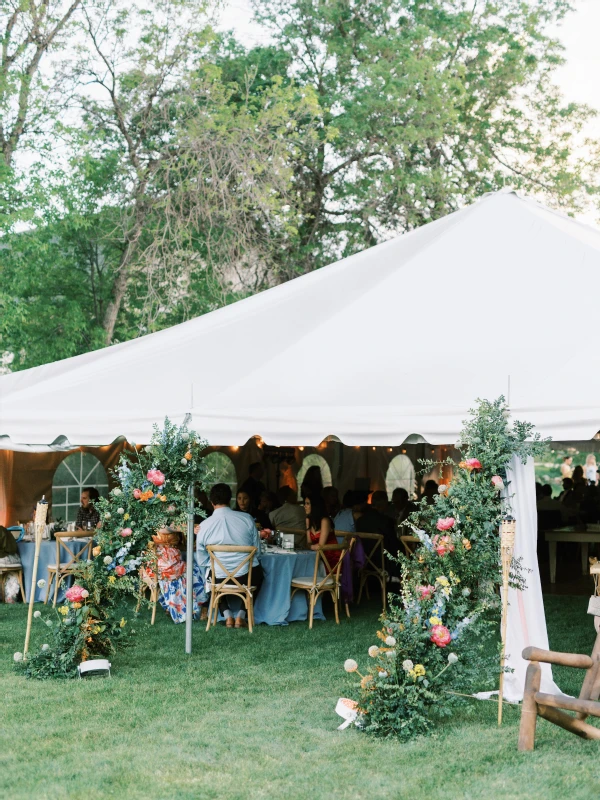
(436, 517, 455, 532)
(115, 565, 126, 577)
(133, 488, 142, 499)
(146, 469, 165, 487)
(491, 475, 504, 490)
(430, 624, 452, 648)
(433, 535, 455, 557)
(465, 458, 482, 470)
(121, 528, 132, 537)
(65, 585, 89, 603)
(418, 585, 435, 600)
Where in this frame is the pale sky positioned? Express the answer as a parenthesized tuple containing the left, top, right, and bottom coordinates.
(216, 0, 600, 132)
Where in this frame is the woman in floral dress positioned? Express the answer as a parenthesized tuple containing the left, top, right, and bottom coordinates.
(144, 532, 207, 623)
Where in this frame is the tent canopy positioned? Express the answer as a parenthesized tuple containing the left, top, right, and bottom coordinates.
(2, 188, 600, 448)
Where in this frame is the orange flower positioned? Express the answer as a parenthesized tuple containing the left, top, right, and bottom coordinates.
(462, 538, 472, 550)
(360, 675, 373, 689)
(92, 546, 101, 557)
(71, 602, 82, 609)
(184, 451, 192, 461)
(159, 494, 167, 502)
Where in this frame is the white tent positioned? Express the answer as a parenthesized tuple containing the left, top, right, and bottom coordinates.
(2, 188, 600, 449)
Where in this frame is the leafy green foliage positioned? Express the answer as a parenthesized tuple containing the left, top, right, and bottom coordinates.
(350, 397, 547, 738)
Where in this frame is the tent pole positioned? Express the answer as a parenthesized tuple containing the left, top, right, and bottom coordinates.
(185, 482, 194, 655)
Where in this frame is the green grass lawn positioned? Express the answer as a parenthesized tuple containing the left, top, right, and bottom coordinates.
(2, 595, 600, 800)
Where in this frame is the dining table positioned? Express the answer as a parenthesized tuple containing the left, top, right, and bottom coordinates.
(254, 547, 325, 625)
(545, 525, 600, 584)
(17, 537, 91, 602)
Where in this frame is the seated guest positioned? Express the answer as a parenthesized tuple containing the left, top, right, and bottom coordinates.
(239, 462, 266, 508)
(422, 479, 438, 505)
(304, 494, 341, 568)
(75, 487, 100, 530)
(323, 486, 341, 519)
(0, 525, 22, 603)
(269, 485, 306, 530)
(196, 483, 262, 629)
(142, 530, 207, 623)
(371, 490, 395, 520)
(353, 497, 399, 578)
(256, 490, 278, 530)
(537, 484, 561, 512)
(391, 488, 415, 527)
(334, 491, 356, 533)
(236, 489, 255, 517)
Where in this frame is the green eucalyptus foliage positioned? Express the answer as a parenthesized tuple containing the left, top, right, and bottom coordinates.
(351, 398, 548, 738)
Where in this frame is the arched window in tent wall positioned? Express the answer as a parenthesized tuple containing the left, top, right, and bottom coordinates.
(385, 454, 416, 500)
(296, 453, 332, 499)
(52, 452, 109, 523)
(202, 452, 238, 497)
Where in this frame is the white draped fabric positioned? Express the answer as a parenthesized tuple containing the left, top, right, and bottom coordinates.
(502, 456, 561, 702)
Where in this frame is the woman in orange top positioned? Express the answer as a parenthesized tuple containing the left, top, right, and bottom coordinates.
(304, 494, 341, 568)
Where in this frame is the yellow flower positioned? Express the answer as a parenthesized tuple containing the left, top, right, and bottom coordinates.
(413, 664, 426, 677)
(92, 546, 102, 558)
(58, 606, 69, 616)
(124, 513, 130, 521)
(429, 616, 442, 626)
(159, 495, 167, 502)
(408, 669, 416, 680)
(91, 626, 101, 634)
(108, 576, 116, 584)
(436, 576, 449, 587)
(71, 602, 82, 609)
(120, 617, 127, 628)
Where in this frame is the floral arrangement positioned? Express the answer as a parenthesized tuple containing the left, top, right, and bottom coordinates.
(344, 398, 548, 739)
(15, 418, 209, 679)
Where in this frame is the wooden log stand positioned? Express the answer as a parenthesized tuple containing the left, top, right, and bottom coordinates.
(518, 631, 600, 750)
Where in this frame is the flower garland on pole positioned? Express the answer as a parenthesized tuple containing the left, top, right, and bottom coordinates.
(344, 398, 548, 739)
(15, 419, 209, 679)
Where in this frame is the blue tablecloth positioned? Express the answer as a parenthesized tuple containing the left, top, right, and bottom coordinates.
(254, 550, 325, 625)
(18, 539, 90, 603)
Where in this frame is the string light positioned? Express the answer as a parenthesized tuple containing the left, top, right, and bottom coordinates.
(402, 449, 406, 454)
(298, 446, 304, 451)
(230, 446, 239, 452)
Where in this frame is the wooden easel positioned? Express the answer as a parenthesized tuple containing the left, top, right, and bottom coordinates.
(518, 628, 600, 750)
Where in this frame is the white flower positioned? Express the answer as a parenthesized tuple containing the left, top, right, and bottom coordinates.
(402, 659, 414, 672)
(386, 650, 396, 659)
(368, 645, 379, 657)
(103, 555, 113, 565)
(181, 431, 190, 441)
(385, 636, 396, 647)
(41, 644, 50, 652)
(45, 620, 53, 627)
(379, 671, 388, 678)
(37, 579, 46, 588)
(448, 653, 459, 664)
(33, 610, 41, 619)
(344, 659, 358, 673)
(180, 458, 188, 466)
(462, 587, 471, 597)
(117, 508, 125, 515)
(438, 484, 448, 493)
(104, 512, 111, 519)
(13, 652, 23, 662)
(112, 488, 122, 497)
(145, 445, 152, 453)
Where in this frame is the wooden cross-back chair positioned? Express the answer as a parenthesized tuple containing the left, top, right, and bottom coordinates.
(518, 628, 600, 750)
(353, 532, 387, 613)
(205, 545, 257, 633)
(290, 538, 353, 629)
(0, 564, 26, 602)
(45, 532, 93, 606)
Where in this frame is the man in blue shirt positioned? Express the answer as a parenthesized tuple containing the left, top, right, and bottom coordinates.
(196, 483, 263, 628)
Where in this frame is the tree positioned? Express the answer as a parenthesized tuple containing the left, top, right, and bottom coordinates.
(0, 0, 83, 167)
(249, 0, 600, 277)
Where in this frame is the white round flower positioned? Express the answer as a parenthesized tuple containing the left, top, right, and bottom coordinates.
(180, 458, 188, 466)
(344, 659, 358, 673)
(13, 652, 23, 662)
(181, 431, 190, 441)
(41, 644, 50, 652)
(462, 587, 471, 597)
(112, 487, 122, 497)
(103, 555, 113, 565)
(402, 659, 414, 672)
(104, 512, 111, 519)
(37, 579, 46, 589)
(33, 610, 41, 619)
(448, 653, 459, 664)
(386, 650, 396, 659)
(117, 508, 125, 515)
(45, 620, 53, 627)
(385, 636, 396, 647)
(368, 645, 379, 657)
(438, 484, 448, 493)
(379, 671, 388, 678)
(145, 445, 152, 453)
